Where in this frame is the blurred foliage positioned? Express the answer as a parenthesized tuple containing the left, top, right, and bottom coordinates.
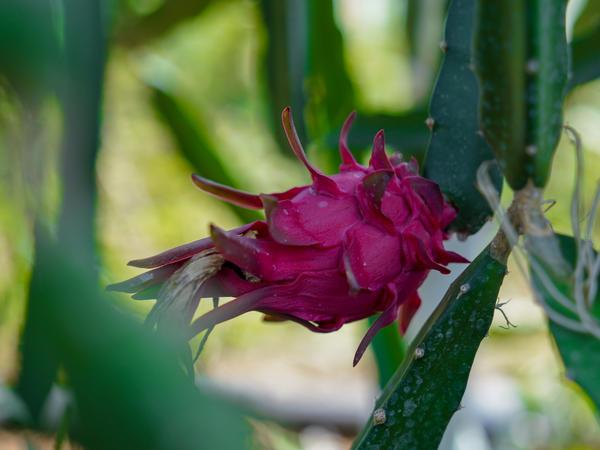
(149, 83, 259, 222)
(571, 24, 600, 89)
(405, 0, 447, 103)
(304, 0, 355, 140)
(17, 0, 106, 423)
(0, 0, 61, 98)
(424, 0, 501, 235)
(574, 0, 600, 36)
(259, 0, 308, 150)
(115, 0, 213, 47)
(25, 229, 251, 450)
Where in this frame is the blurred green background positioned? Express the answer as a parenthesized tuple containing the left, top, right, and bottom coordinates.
(1, 0, 600, 449)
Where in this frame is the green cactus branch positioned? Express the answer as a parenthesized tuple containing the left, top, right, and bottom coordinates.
(353, 244, 508, 450)
(16, 0, 106, 421)
(424, 0, 501, 235)
(474, 0, 569, 190)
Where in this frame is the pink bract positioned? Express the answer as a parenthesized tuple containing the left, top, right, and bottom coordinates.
(110, 108, 467, 366)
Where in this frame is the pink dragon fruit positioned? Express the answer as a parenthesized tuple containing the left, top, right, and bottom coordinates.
(110, 108, 467, 365)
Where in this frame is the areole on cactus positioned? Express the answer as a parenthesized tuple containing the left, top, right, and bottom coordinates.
(110, 107, 467, 365)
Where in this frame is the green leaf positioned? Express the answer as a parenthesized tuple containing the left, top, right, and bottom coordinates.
(423, 0, 502, 235)
(16, 0, 106, 423)
(115, 0, 213, 47)
(530, 233, 600, 410)
(353, 246, 507, 450)
(15, 238, 61, 423)
(406, 0, 448, 104)
(0, 0, 61, 96)
(305, 0, 355, 139)
(474, 1, 527, 190)
(473, 0, 569, 189)
(149, 84, 259, 223)
(258, 0, 308, 151)
(551, 320, 600, 410)
(570, 24, 600, 89)
(369, 318, 406, 388)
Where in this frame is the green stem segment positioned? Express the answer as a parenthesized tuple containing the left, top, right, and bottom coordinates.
(474, 0, 568, 189)
(259, 0, 308, 151)
(353, 246, 507, 450)
(424, 0, 501, 235)
(16, 0, 106, 422)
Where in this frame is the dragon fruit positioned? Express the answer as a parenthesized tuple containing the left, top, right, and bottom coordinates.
(110, 108, 467, 365)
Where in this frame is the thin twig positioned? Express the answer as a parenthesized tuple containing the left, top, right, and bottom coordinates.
(564, 127, 600, 338)
(542, 199, 557, 213)
(476, 160, 585, 333)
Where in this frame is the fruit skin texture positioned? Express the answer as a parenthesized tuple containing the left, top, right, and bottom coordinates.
(111, 108, 467, 365)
